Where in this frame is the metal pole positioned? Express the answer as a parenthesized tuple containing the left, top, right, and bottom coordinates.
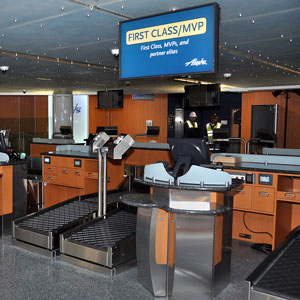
(228, 137, 247, 154)
(97, 148, 102, 217)
(103, 150, 107, 218)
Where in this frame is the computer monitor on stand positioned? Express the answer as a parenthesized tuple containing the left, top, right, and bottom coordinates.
(168, 138, 210, 178)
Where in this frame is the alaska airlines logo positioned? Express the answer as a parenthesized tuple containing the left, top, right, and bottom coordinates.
(73, 103, 81, 114)
(185, 58, 207, 67)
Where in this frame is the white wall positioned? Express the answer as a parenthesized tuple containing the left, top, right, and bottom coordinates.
(48, 95, 89, 143)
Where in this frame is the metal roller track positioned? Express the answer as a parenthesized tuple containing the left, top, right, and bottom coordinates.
(60, 206, 137, 273)
(12, 192, 122, 253)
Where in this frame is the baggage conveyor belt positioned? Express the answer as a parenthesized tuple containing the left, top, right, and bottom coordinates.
(60, 206, 137, 275)
(245, 225, 300, 300)
(12, 192, 122, 256)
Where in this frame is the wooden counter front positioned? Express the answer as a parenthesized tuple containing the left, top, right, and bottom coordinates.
(0, 165, 13, 215)
(227, 168, 300, 249)
(42, 155, 125, 208)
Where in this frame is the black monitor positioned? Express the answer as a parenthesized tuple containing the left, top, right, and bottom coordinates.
(97, 90, 123, 109)
(0, 129, 10, 147)
(96, 126, 118, 136)
(213, 128, 229, 140)
(59, 126, 72, 136)
(146, 126, 160, 136)
(0, 132, 7, 153)
(168, 138, 210, 178)
(185, 84, 220, 107)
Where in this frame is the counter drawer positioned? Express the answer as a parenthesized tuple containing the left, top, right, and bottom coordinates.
(233, 184, 252, 210)
(43, 166, 57, 176)
(85, 171, 98, 180)
(253, 187, 275, 213)
(56, 167, 84, 188)
(277, 191, 300, 202)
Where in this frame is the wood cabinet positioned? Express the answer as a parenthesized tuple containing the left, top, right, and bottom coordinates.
(228, 169, 300, 249)
(227, 169, 276, 245)
(232, 184, 252, 210)
(274, 175, 300, 247)
(253, 186, 275, 213)
(43, 155, 125, 208)
(0, 165, 13, 215)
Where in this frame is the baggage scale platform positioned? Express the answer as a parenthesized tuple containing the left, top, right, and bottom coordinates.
(60, 205, 137, 275)
(12, 193, 119, 257)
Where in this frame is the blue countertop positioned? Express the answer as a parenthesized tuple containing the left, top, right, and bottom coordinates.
(42, 151, 98, 159)
(221, 162, 300, 175)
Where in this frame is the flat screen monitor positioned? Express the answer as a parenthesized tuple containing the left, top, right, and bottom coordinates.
(213, 128, 229, 139)
(185, 84, 220, 107)
(146, 126, 160, 136)
(96, 126, 118, 136)
(60, 126, 72, 136)
(0, 129, 10, 147)
(97, 90, 123, 109)
(0, 132, 7, 153)
(120, 3, 219, 79)
(168, 138, 210, 177)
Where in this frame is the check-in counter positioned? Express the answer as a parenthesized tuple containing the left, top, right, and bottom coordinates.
(30, 138, 76, 157)
(121, 170, 241, 300)
(125, 142, 172, 175)
(211, 153, 300, 249)
(41, 150, 125, 208)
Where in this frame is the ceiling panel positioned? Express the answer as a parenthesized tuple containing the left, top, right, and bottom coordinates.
(0, 0, 299, 94)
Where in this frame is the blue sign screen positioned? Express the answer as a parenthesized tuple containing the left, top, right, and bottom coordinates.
(120, 4, 219, 79)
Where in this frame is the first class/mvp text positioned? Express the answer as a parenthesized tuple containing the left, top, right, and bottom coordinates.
(126, 17, 206, 45)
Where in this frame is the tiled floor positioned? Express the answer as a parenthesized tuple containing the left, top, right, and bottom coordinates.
(0, 236, 266, 300)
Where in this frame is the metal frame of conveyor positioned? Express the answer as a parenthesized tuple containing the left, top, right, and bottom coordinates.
(11, 194, 100, 257)
(60, 134, 137, 275)
(244, 226, 300, 300)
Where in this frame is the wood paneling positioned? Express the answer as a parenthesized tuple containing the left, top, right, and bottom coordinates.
(286, 93, 300, 148)
(241, 91, 300, 149)
(0, 96, 19, 132)
(125, 149, 172, 166)
(155, 209, 168, 265)
(35, 96, 48, 137)
(0, 95, 49, 153)
(89, 94, 169, 166)
(241, 91, 286, 150)
(232, 210, 273, 244)
(89, 94, 168, 142)
(30, 143, 58, 157)
(43, 184, 81, 208)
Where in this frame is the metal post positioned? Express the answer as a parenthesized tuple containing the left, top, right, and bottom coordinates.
(103, 150, 108, 218)
(98, 148, 103, 217)
(228, 137, 247, 154)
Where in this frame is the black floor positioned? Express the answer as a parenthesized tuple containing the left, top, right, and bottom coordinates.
(0, 236, 266, 300)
